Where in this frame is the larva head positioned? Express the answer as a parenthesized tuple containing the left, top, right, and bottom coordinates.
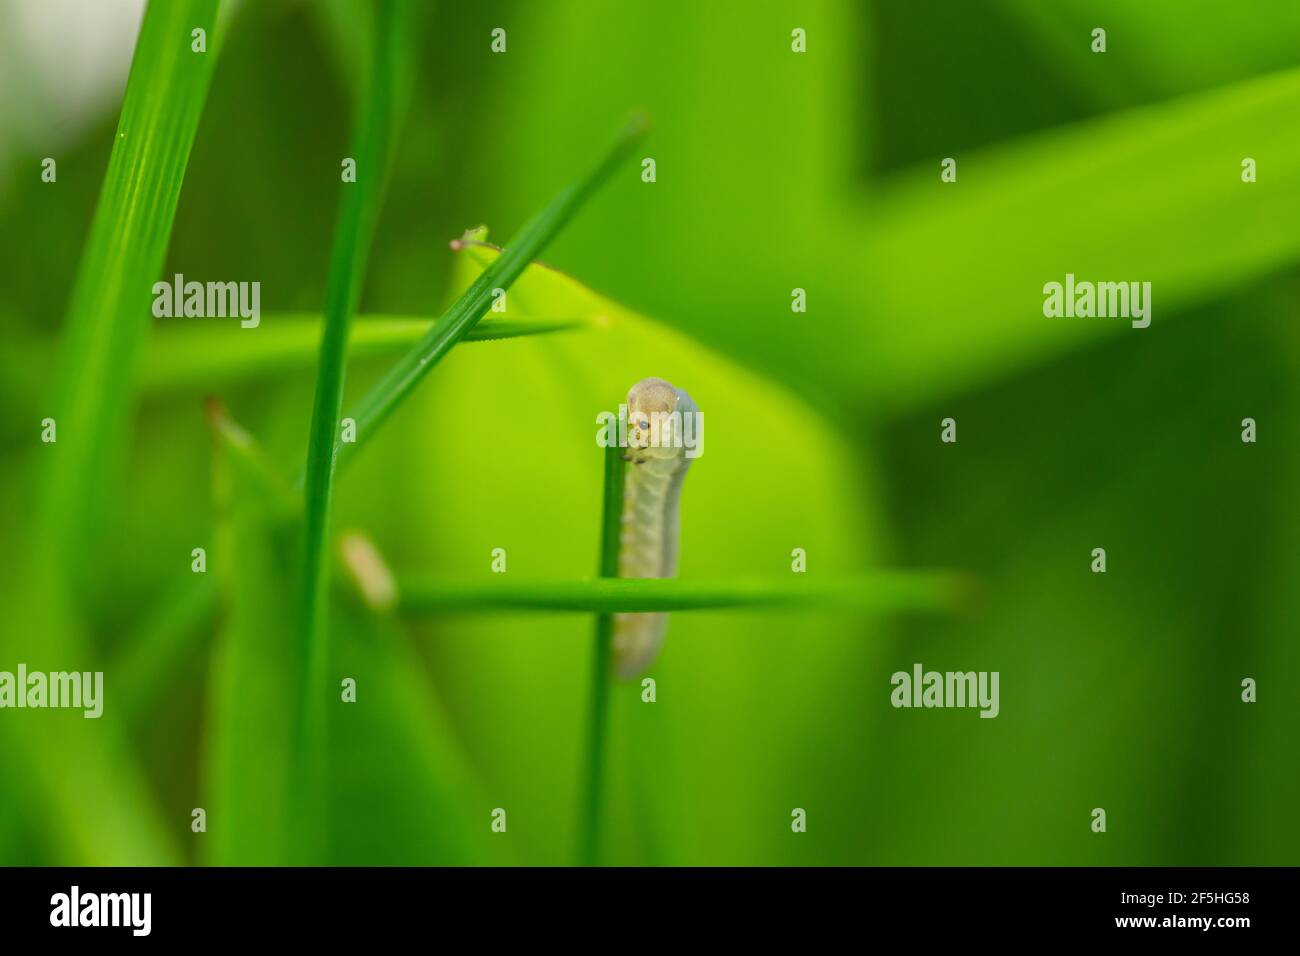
(626, 377, 683, 462)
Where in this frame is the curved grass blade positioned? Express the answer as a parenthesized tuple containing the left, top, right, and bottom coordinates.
(295, 0, 422, 864)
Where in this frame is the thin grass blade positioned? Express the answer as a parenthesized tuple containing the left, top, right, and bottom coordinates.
(294, 0, 422, 864)
(396, 572, 969, 615)
(579, 440, 627, 865)
(139, 314, 586, 389)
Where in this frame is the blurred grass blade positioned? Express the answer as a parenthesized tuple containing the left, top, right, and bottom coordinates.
(328, 601, 507, 865)
(997, 0, 1300, 105)
(295, 0, 422, 864)
(138, 314, 586, 389)
(580, 440, 626, 866)
(112, 398, 295, 723)
(204, 402, 299, 865)
(2, 316, 587, 412)
(114, 400, 294, 724)
(35, 0, 222, 570)
(397, 571, 968, 615)
(838, 65, 1300, 419)
(321, 112, 649, 482)
(0, 0, 223, 866)
(114, 574, 217, 722)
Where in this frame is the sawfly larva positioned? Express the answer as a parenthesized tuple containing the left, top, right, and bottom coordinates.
(612, 377, 700, 678)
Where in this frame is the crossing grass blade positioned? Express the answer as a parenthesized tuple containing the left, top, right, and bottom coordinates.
(317, 111, 649, 484)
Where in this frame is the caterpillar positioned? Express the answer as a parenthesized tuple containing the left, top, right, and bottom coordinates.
(612, 377, 699, 679)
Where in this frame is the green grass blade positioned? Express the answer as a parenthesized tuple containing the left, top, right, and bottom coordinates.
(396, 572, 969, 615)
(1, 0, 223, 866)
(328, 602, 503, 865)
(580, 440, 626, 866)
(997, 0, 1300, 105)
(322, 112, 649, 482)
(294, 0, 421, 864)
(137, 314, 586, 389)
(838, 65, 1300, 419)
(2, 314, 585, 429)
(114, 399, 294, 725)
(205, 403, 300, 865)
(36, 0, 222, 570)
(114, 574, 217, 721)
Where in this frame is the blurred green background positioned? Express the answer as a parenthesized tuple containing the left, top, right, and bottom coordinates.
(0, 0, 1297, 865)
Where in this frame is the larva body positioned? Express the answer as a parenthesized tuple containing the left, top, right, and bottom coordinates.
(612, 378, 698, 678)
